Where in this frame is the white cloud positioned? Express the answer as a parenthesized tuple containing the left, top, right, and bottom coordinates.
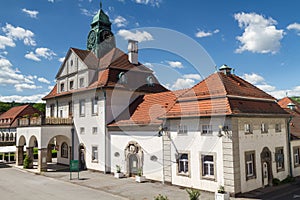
(117, 29, 153, 42)
(25, 52, 41, 61)
(22, 8, 39, 18)
(183, 74, 202, 81)
(80, 8, 97, 17)
(58, 57, 65, 62)
(170, 78, 195, 90)
(242, 73, 265, 85)
(0, 35, 15, 49)
(48, 0, 55, 2)
(287, 23, 300, 35)
(134, 0, 161, 7)
(2, 23, 36, 46)
(37, 77, 50, 84)
(15, 83, 42, 92)
(195, 29, 219, 38)
(234, 12, 284, 54)
(0, 94, 46, 103)
(113, 16, 128, 27)
(167, 61, 184, 69)
(48, 85, 54, 91)
(25, 47, 56, 62)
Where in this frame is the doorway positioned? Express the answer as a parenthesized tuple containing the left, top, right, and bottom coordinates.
(129, 154, 138, 176)
(79, 144, 86, 170)
(261, 147, 272, 187)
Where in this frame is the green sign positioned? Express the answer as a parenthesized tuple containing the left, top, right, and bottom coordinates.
(70, 160, 79, 180)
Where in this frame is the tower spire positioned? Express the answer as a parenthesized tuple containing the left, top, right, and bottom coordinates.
(100, 1, 102, 9)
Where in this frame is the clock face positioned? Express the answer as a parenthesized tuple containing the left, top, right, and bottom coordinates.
(87, 30, 96, 50)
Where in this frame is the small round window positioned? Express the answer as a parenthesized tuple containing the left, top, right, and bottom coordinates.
(118, 72, 127, 84)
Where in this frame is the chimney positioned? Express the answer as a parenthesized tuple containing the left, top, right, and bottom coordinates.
(128, 40, 138, 64)
(219, 64, 232, 75)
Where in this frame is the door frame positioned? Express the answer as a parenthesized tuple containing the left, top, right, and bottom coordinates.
(260, 147, 273, 186)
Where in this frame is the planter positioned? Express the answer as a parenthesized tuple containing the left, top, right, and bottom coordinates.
(215, 192, 230, 200)
(114, 172, 125, 178)
(135, 175, 146, 183)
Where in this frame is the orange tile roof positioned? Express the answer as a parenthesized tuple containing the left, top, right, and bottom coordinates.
(165, 72, 287, 118)
(278, 97, 300, 138)
(109, 89, 187, 127)
(0, 105, 29, 119)
(44, 48, 167, 100)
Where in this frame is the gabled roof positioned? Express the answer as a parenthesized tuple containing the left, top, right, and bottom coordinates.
(108, 89, 187, 127)
(278, 97, 300, 139)
(43, 48, 167, 100)
(165, 72, 287, 118)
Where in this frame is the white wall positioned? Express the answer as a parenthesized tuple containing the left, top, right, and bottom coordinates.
(109, 130, 163, 181)
(291, 140, 300, 177)
(238, 117, 289, 193)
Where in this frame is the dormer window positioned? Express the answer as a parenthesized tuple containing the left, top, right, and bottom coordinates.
(147, 76, 154, 86)
(60, 83, 65, 92)
(118, 72, 127, 84)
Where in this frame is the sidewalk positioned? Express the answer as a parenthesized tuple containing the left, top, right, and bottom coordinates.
(12, 163, 255, 200)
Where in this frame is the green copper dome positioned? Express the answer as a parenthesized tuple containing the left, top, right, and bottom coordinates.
(92, 9, 111, 25)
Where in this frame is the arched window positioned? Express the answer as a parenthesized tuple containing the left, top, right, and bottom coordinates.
(61, 142, 68, 158)
(10, 133, 14, 141)
(147, 76, 154, 86)
(118, 72, 127, 84)
(5, 133, 9, 141)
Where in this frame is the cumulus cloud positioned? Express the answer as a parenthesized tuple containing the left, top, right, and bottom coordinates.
(113, 16, 128, 27)
(183, 74, 202, 80)
(170, 78, 195, 90)
(37, 77, 50, 84)
(58, 57, 65, 62)
(0, 58, 41, 92)
(2, 23, 36, 46)
(167, 61, 184, 69)
(22, 8, 39, 18)
(0, 35, 15, 49)
(134, 0, 161, 7)
(195, 29, 219, 38)
(25, 47, 56, 62)
(0, 93, 46, 103)
(80, 8, 97, 17)
(242, 73, 265, 85)
(287, 23, 300, 35)
(234, 12, 284, 54)
(117, 29, 153, 42)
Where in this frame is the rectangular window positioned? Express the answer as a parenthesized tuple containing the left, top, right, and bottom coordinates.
(202, 125, 213, 135)
(69, 80, 74, 90)
(294, 147, 300, 167)
(245, 151, 256, 180)
(244, 124, 252, 134)
(178, 153, 189, 176)
(92, 97, 98, 115)
(68, 101, 73, 117)
(202, 155, 214, 178)
(60, 109, 63, 118)
(50, 104, 55, 117)
(92, 146, 98, 162)
(275, 147, 285, 171)
(79, 78, 84, 88)
(79, 100, 85, 116)
(261, 123, 268, 133)
(275, 123, 281, 132)
(178, 124, 187, 134)
(60, 83, 65, 92)
(92, 127, 98, 135)
(80, 127, 85, 135)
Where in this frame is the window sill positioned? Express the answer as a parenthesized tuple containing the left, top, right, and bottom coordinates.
(277, 168, 285, 172)
(92, 160, 98, 163)
(80, 115, 85, 117)
(246, 175, 256, 181)
(177, 172, 190, 177)
(92, 113, 98, 116)
(244, 132, 253, 135)
(202, 176, 215, 181)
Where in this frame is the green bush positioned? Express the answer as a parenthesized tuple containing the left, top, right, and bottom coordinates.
(272, 178, 280, 186)
(23, 155, 32, 169)
(154, 194, 169, 200)
(186, 188, 200, 200)
(281, 175, 295, 184)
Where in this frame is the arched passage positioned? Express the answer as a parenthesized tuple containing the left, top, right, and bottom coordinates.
(16, 135, 26, 166)
(46, 135, 71, 167)
(25, 135, 38, 169)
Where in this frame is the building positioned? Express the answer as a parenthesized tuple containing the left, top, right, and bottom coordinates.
(278, 97, 300, 177)
(16, 4, 291, 196)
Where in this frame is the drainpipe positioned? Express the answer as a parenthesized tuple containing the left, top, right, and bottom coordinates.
(288, 116, 293, 177)
(101, 88, 107, 174)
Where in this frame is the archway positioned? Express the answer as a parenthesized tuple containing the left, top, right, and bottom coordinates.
(261, 147, 273, 187)
(16, 135, 26, 166)
(26, 135, 38, 169)
(125, 141, 144, 177)
(79, 144, 86, 170)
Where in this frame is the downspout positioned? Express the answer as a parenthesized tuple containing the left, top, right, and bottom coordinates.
(288, 116, 293, 177)
(102, 88, 107, 173)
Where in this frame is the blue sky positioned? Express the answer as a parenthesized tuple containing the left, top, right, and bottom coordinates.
(0, 0, 300, 102)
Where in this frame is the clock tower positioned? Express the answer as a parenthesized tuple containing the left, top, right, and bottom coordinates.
(87, 3, 116, 58)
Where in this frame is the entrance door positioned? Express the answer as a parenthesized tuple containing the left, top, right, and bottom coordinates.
(263, 162, 268, 186)
(79, 145, 86, 170)
(129, 154, 138, 176)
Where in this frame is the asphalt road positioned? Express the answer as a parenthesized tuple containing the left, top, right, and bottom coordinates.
(0, 165, 126, 200)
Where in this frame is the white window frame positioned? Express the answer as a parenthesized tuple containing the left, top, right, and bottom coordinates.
(177, 153, 189, 176)
(276, 147, 284, 171)
(178, 124, 187, 135)
(245, 151, 256, 180)
(244, 123, 252, 134)
(202, 155, 214, 178)
(61, 142, 68, 158)
(261, 123, 268, 133)
(202, 124, 213, 135)
(92, 146, 98, 162)
(79, 100, 85, 116)
(91, 97, 98, 115)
